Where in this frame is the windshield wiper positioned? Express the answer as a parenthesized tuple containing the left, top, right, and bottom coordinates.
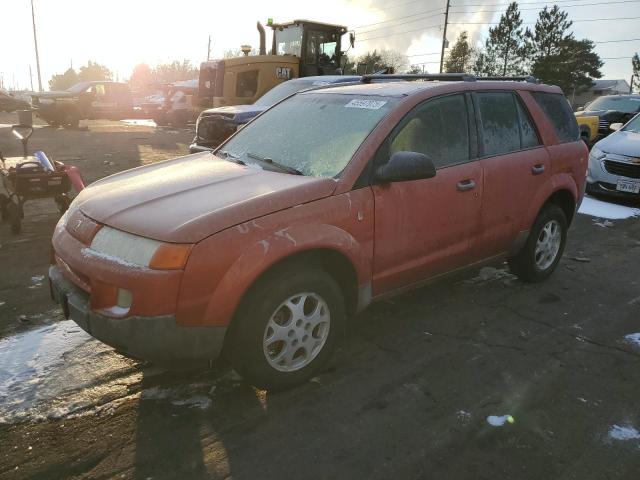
(246, 151, 303, 175)
(215, 150, 246, 165)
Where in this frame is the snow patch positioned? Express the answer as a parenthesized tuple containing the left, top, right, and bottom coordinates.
(578, 196, 640, 220)
(624, 333, 640, 348)
(121, 119, 157, 127)
(0, 320, 140, 424)
(609, 425, 640, 441)
(487, 414, 514, 426)
(141, 385, 212, 410)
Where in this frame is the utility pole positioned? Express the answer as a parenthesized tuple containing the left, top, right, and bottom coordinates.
(31, 0, 43, 91)
(439, 0, 451, 74)
(207, 36, 212, 61)
(29, 65, 34, 91)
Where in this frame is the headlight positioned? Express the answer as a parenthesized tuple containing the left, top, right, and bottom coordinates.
(89, 226, 192, 270)
(589, 146, 606, 161)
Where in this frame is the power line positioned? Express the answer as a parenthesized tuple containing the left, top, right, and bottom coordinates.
(449, 15, 640, 24)
(357, 22, 443, 42)
(407, 51, 442, 57)
(356, 11, 444, 35)
(449, 0, 640, 14)
(354, 6, 444, 30)
(451, 0, 599, 6)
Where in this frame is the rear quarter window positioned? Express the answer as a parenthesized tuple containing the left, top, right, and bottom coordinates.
(531, 92, 579, 143)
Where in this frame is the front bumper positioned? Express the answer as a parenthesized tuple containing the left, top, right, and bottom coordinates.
(49, 265, 227, 363)
(587, 154, 640, 198)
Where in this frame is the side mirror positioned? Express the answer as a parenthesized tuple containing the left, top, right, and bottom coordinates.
(576, 106, 584, 112)
(610, 123, 623, 132)
(376, 151, 436, 183)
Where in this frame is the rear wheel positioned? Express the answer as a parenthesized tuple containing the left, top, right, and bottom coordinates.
(63, 110, 80, 129)
(229, 268, 345, 391)
(508, 204, 567, 282)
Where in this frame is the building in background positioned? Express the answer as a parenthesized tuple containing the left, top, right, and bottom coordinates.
(572, 79, 631, 108)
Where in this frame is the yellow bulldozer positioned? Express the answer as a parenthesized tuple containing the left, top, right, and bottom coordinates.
(198, 19, 352, 109)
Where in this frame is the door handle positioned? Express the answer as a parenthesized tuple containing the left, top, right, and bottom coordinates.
(456, 179, 476, 191)
(532, 164, 545, 175)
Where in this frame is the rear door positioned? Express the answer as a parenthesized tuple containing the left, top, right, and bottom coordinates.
(372, 93, 483, 294)
(471, 91, 550, 259)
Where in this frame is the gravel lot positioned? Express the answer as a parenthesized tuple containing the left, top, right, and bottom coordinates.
(1, 112, 640, 479)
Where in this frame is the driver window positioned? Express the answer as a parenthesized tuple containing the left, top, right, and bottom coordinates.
(387, 94, 470, 169)
(306, 31, 338, 65)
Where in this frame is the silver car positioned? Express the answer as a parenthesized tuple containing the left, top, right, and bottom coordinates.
(586, 113, 640, 198)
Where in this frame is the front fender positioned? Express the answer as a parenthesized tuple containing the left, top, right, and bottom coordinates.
(206, 224, 368, 326)
(175, 189, 374, 327)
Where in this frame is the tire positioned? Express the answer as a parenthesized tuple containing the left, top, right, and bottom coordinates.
(7, 202, 21, 234)
(228, 268, 345, 391)
(63, 111, 80, 129)
(508, 204, 567, 283)
(47, 118, 61, 128)
(55, 194, 71, 214)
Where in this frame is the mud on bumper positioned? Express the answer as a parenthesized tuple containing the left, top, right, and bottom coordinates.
(49, 265, 227, 364)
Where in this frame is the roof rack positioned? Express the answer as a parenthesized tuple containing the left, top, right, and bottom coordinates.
(477, 76, 539, 83)
(361, 73, 540, 84)
(361, 73, 476, 84)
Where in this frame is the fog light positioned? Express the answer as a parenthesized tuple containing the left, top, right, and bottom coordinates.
(117, 288, 133, 308)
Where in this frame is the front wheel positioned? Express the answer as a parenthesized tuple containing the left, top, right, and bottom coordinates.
(508, 204, 568, 282)
(229, 268, 345, 391)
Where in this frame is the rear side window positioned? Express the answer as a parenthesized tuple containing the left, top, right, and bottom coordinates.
(388, 94, 470, 169)
(531, 92, 579, 143)
(515, 97, 541, 149)
(475, 92, 521, 156)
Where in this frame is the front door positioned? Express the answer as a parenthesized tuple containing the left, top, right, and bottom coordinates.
(372, 93, 483, 295)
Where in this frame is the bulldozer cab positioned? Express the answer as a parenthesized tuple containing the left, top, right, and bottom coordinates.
(197, 19, 349, 109)
(270, 19, 348, 77)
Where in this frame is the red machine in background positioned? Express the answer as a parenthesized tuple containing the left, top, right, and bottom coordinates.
(1, 111, 85, 234)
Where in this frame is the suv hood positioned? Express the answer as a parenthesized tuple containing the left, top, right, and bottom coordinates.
(596, 130, 640, 158)
(201, 104, 267, 123)
(74, 153, 337, 243)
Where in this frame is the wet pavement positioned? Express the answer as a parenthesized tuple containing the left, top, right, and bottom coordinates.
(1, 197, 639, 479)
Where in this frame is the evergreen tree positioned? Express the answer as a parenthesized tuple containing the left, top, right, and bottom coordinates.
(48, 68, 79, 91)
(533, 38, 602, 96)
(633, 53, 640, 92)
(528, 6, 573, 58)
(527, 6, 602, 95)
(444, 31, 475, 73)
(78, 61, 113, 82)
(485, 2, 527, 76)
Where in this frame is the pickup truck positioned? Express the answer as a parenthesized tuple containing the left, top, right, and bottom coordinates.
(575, 94, 640, 145)
(31, 81, 134, 128)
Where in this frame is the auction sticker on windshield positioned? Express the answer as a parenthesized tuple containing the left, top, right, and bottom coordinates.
(345, 99, 387, 110)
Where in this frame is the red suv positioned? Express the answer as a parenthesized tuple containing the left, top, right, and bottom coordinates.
(49, 74, 587, 390)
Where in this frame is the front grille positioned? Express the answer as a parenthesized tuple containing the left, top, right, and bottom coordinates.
(598, 120, 610, 132)
(603, 160, 640, 179)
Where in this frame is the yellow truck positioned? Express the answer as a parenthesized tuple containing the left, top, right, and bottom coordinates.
(575, 114, 599, 146)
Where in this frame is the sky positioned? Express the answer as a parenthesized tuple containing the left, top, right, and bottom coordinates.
(1, 0, 639, 91)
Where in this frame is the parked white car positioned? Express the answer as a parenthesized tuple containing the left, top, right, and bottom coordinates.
(587, 113, 640, 198)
